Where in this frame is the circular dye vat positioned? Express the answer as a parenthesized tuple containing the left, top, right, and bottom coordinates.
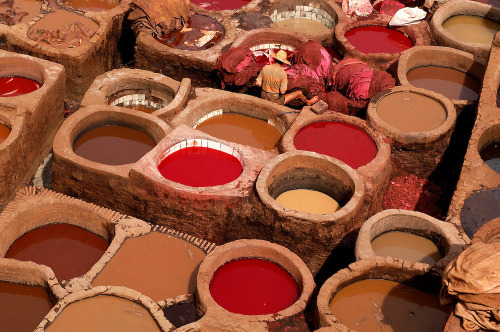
(376, 91, 447, 132)
(155, 15, 224, 51)
(329, 279, 450, 331)
(190, 0, 251, 11)
(0, 123, 10, 144)
(275, 189, 340, 214)
(275, 18, 330, 34)
(344, 26, 413, 54)
(0, 76, 41, 97)
(480, 140, 500, 174)
(195, 113, 282, 150)
(461, 188, 500, 238)
(0, 281, 53, 332)
(209, 258, 300, 315)
(5, 223, 109, 281)
(442, 15, 500, 45)
(371, 231, 443, 265)
(293, 121, 377, 169)
(73, 125, 156, 165)
(110, 95, 168, 114)
(158, 146, 243, 187)
(407, 66, 481, 100)
(61, 0, 121, 11)
(45, 295, 161, 332)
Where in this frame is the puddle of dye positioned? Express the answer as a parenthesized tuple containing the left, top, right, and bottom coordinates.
(61, 0, 121, 11)
(461, 188, 500, 238)
(344, 26, 413, 54)
(376, 91, 447, 132)
(162, 301, 198, 328)
(0, 123, 10, 144)
(275, 189, 340, 214)
(155, 14, 224, 51)
(0, 0, 42, 26)
(371, 231, 443, 265)
(209, 258, 300, 315)
(407, 66, 480, 100)
(5, 223, 109, 281)
(0, 281, 53, 332)
(195, 113, 282, 150)
(253, 48, 294, 69)
(158, 146, 242, 187)
(293, 121, 377, 169)
(442, 15, 500, 45)
(480, 140, 500, 174)
(0, 76, 41, 97)
(93, 232, 206, 301)
(73, 125, 156, 165)
(330, 279, 450, 332)
(275, 17, 330, 34)
(28, 10, 99, 48)
(46, 295, 161, 332)
(190, 0, 251, 11)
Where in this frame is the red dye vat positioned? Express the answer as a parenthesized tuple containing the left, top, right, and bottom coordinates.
(190, 0, 251, 11)
(0, 76, 41, 97)
(294, 121, 377, 169)
(209, 258, 300, 315)
(158, 146, 243, 187)
(345, 26, 413, 54)
(6, 223, 109, 281)
(253, 48, 294, 70)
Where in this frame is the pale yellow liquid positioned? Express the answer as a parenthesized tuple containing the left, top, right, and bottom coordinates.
(275, 189, 339, 214)
(275, 18, 330, 34)
(443, 15, 500, 44)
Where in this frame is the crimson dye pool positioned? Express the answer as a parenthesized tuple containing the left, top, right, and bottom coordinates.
(345, 26, 413, 54)
(209, 258, 300, 315)
(5, 223, 109, 281)
(190, 0, 251, 11)
(0, 76, 41, 97)
(158, 146, 243, 187)
(294, 121, 377, 169)
(0, 123, 10, 144)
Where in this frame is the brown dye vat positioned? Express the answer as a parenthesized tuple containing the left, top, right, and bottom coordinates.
(0, 281, 53, 332)
(407, 66, 481, 101)
(5, 223, 109, 281)
(195, 113, 282, 150)
(0, 0, 42, 26)
(73, 125, 156, 165)
(275, 18, 330, 34)
(61, 0, 121, 11)
(371, 231, 443, 265)
(329, 279, 450, 332)
(0, 123, 10, 144)
(45, 295, 161, 332)
(443, 15, 500, 45)
(93, 232, 206, 301)
(376, 90, 447, 132)
(275, 189, 339, 214)
(156, 15, 224, 51)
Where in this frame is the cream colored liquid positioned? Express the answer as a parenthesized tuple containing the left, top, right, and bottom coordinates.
(46, 295, 161, 332)
(275, 189, 339, 214)
(443, 15, 500, 44)
(371, 231, 443, 265)
(275, 18, 330, 34)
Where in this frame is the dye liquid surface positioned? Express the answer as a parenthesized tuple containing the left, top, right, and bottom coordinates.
(344, 26, 413, 54)
(46, 295, 161, 332)
(294, 121, 377, 169)
(275, 18, 330, 34)
(158, 146, 243, 187)
(195, 113, 282, 150)
(0, 76, 40, 97)
(460, 188, 500, 238)
(61, 0, 121, 11)
(376, 91, 446, 132)
(0, 281, 52, 332)
(93, 232, 206, 301)
(209, 258, 300, 315)
(73, 125, 156, 165)
(330, 279, 450, 332)
(371, 231, 443, 265)
(480, 140, 500, 174)
(190, 0, 251, 11)
(275, 189, 340, 214)
(5, 223, 109, 281)
(442, 15, 500, 45)
(0, 123, 10, 144)
(407, 66, 480, 100)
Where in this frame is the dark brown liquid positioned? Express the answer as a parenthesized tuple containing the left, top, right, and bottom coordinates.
(61, 0, 120, 11)
(0, 281, 53, 332)
(330, 279, 450, 332)
(73, 125, 156, 165)
(93, 232, 206, 301)
(480, 140, 500, 174)
(5, 223, 109, 281)
(407, 66, 480, 100)
(0, 123, 10, 144)
(195, 113, 282, 150)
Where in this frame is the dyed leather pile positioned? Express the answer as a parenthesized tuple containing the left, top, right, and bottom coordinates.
(441, 242, 500, 331)
(214, 47, 261, 89)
